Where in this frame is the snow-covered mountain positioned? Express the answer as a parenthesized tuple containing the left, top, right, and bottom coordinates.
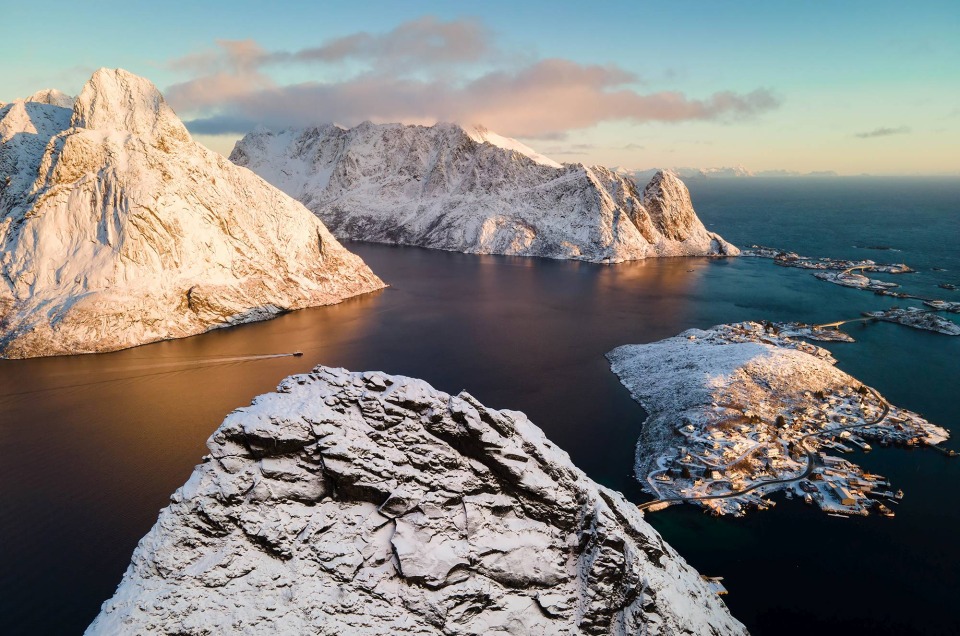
(88, 366, 747, 635)
(230, 122, 737, 263)
(618, 166, 755, 182)
(0, 69, 384, 359)
(24, 88, 75, 109)
(617, 166, 842, 181)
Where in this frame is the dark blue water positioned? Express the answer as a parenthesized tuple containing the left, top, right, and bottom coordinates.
(0, 177, 956, 634)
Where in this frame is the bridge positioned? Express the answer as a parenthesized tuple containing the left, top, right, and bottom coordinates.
(813, 316, 877, 329)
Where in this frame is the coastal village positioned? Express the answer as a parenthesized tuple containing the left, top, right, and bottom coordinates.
(629, 322, 953, 518)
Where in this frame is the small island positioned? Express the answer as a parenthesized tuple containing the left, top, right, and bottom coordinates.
(863, 307, 960, 336)
(608, 322, 951, 518)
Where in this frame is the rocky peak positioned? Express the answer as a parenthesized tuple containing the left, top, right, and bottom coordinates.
(0, 69, 383, 358)
(24, 88, 74, 108)
(462, 123, 563, 168)
(641, 170, 700, 241)
(71, 68, 189, 143)
(87, 366, 746, 635)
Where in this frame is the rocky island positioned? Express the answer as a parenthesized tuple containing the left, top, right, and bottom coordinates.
(863, 307, 960, 336)
(230, 123, 738, 263)
(608, 322, 950, 517)
(741, 245, 914, 292)
(0, 69, 384, 359)
(87, 367, 746, 635)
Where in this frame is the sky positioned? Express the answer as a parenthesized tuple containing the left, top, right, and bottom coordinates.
(3, 0, 958, 175)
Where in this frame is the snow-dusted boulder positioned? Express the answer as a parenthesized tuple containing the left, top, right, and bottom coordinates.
(0, 69, 384, 358)
(88, 367, 746, 635)
(230, 122, 738, 263)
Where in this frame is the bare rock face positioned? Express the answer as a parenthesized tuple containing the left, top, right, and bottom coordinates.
(0, 69, 384, 358)
(87, 367, 747, 635)
(640, 171, 700, 242)
(230, 123, 738, 263)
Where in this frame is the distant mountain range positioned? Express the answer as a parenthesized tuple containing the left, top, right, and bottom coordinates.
(612, 166, 841, 181)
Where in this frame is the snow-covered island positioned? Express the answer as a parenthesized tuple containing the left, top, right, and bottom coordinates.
(741, 246, 914, 274)
(607, 322, 951, 517)
(772, 321, 856, 342)
(87, 367, 746, 635)
(230, 123, 738, 263)
(924, 299, 960, 313)
(863, 307, 960, 336)
(812, 269, 900, 292)
(0, 69, 384, 359)
(742, 245, 914, 292)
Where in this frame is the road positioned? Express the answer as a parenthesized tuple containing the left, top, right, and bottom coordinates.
(638, 388, 890, 511)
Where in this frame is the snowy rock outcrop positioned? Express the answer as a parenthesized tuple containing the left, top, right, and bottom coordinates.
(88, 367, 746, 635)
(24, 88, 75, 109)
(230, 122, 738, 263)
(0, 69, 384, 358)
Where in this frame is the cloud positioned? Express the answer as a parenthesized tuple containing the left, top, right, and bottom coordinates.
(165, 17, 780, 139)
(542, 143, 596, 156)
(854, 126, 911, 139)
(167, 17, 492, 76)
(285, 16, 493, 70)
(622, 143, 645, 150)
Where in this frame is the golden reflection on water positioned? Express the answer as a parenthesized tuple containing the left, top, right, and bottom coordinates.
(0, 289, 385, 533)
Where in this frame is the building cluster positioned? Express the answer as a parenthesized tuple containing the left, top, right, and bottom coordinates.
(642, 326, 950, 518)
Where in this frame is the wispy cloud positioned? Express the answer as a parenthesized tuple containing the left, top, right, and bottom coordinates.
(542, 143, 596, 156)
(278, 17, 493, 70)
(166, 17, 780, 139)
(854, 125, 911, 139)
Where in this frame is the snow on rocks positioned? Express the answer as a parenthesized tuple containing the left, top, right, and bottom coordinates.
(87, 366, 746, 635)
(230, 122, 738, 263)
(607, 322, 950, 517)
(863, 307, 960, 336)
(0, 69, 384, 358)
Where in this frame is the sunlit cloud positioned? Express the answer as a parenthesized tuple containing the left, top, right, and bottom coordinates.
(166, 17, 780, 139)
(853, 125, 911, 139)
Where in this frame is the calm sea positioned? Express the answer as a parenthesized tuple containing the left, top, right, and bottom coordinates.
(0, 177, 957, 635)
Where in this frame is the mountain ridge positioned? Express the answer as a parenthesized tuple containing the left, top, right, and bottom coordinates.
(231, 121, 738, 263)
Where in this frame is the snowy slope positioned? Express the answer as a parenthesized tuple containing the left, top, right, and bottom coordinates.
(463, 124, 563, 168)
(231, 122, 738, 263)
(0, 70, 384, 358)
(88, 366, 747, 635)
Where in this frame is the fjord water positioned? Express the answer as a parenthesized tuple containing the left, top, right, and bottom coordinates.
(1, 178, 957, 634)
